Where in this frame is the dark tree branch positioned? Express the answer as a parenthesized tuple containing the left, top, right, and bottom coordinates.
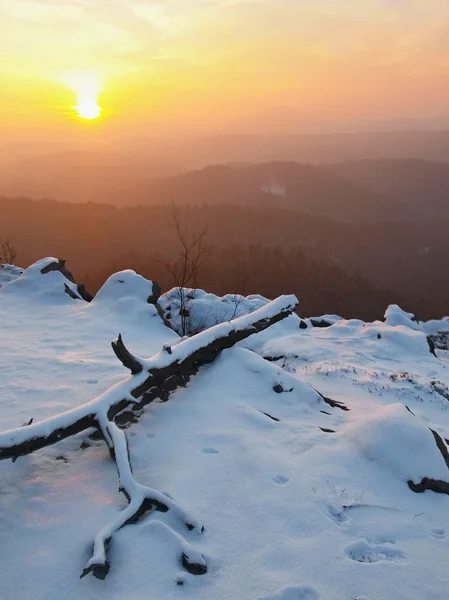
(408, 430, 449, 496)
(111, 335, 144, 375)
(0, 295, 298, 461)
(40, 259, 93, 302)
(0, 237, 17, 264)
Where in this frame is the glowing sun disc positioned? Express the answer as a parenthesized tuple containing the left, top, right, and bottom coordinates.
(63, 70, 103, 121)
(76, 100, 101, 120)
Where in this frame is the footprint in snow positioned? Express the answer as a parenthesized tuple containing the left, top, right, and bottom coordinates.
(345, 540, 405, 564)
(272, 475, 290, 485)
(370, 534, 396, 545)
(201, 447, 219, 454)
(431, 528, 446, 539)
(327, 504, 349, 525)
(258, 586, 319, 600)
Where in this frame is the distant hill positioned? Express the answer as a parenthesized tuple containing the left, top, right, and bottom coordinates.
(0, 151, 184, 206)
(2, 156, 415, 222)
(330, 159, 449, 218)
(178, 130, 449, 167)
(141, 162, 414, 223)
(3, 129, 449, 209)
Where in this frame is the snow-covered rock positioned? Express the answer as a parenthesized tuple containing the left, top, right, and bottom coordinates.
(94, 270, 161, 306)
(344, 403, 449, 482)
(384, 304, 422, 331)
(0, 257, 87, 304)
(304, 314, 344, 328)
(0, 263, 24, 287)
(384, 304, 449, 351)
(159, 287, 270, 335)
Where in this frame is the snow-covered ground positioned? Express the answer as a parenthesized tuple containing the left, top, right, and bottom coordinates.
(1, 260, 448, 600)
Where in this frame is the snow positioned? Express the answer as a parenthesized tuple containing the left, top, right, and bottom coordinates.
(424, 317, 449, 333)
(381, 304, 449, 352)
(307, 314, 343, 326)
(343, 403, 449, 482)
(0, 260, 448, 600)
(93, 269, 159, 307)
(84, 422, 204, 576)
(0, 263, 24, 287)
(0, 260, 178, 435)
(384, 304, 423, 331)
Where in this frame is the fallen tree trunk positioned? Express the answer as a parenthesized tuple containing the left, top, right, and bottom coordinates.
(0, 294, 298, 461)
(0, 294, 298, 579)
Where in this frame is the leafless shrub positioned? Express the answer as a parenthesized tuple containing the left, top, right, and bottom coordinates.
(154, 203, 212, 336)
(0, 237, 17, 264)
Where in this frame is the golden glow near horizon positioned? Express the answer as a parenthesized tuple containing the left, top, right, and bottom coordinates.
(1, 1, 449, 136)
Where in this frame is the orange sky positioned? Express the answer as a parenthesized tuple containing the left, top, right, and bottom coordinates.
(1, 0, 449, 143)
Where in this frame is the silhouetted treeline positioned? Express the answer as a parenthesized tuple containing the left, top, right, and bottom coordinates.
(1, 196, 448, 320)
(87, 245, 395, 321)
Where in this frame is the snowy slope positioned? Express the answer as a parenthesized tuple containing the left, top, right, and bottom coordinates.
(1, 260, 448, 600)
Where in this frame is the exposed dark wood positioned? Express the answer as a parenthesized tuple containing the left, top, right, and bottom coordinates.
(111, 335, 144, 375)
(408, 477, 449, 495)
(408, 429, 449, 496)
(147, 281, 162, 304)
(313, 389, 349, 411)
(40, 258, 74, 280)
(40, 259, 92, 302)
(322, 396, 349, 411)
(430, 429, 449, 469)
(63, 283, 82, 301)
(427, 335, 437, 357)
(259, 411, 280, 422)
(263, 355, 285, 363)
(310, 318, 332, 328)
(182, 553, 207, 575)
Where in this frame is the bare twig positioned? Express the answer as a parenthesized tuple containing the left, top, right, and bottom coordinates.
(154, 202, 212, 335)
(0, 237, 17, 264)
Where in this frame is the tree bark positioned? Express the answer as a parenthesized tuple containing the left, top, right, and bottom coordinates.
(111, 334, 144, 375)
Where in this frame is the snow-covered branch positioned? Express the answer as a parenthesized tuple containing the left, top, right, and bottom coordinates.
(0, 294, 298, 461)
(81, 423, 205, 580)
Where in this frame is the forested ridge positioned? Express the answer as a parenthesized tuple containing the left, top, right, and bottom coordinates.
(2, 194, 448, 319)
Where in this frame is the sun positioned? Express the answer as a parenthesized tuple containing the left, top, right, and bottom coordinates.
(76, 99, 101, 120)
(63, 71, 103, 121)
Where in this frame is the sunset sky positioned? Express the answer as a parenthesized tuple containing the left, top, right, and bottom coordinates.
(1, 0, 449, 141)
